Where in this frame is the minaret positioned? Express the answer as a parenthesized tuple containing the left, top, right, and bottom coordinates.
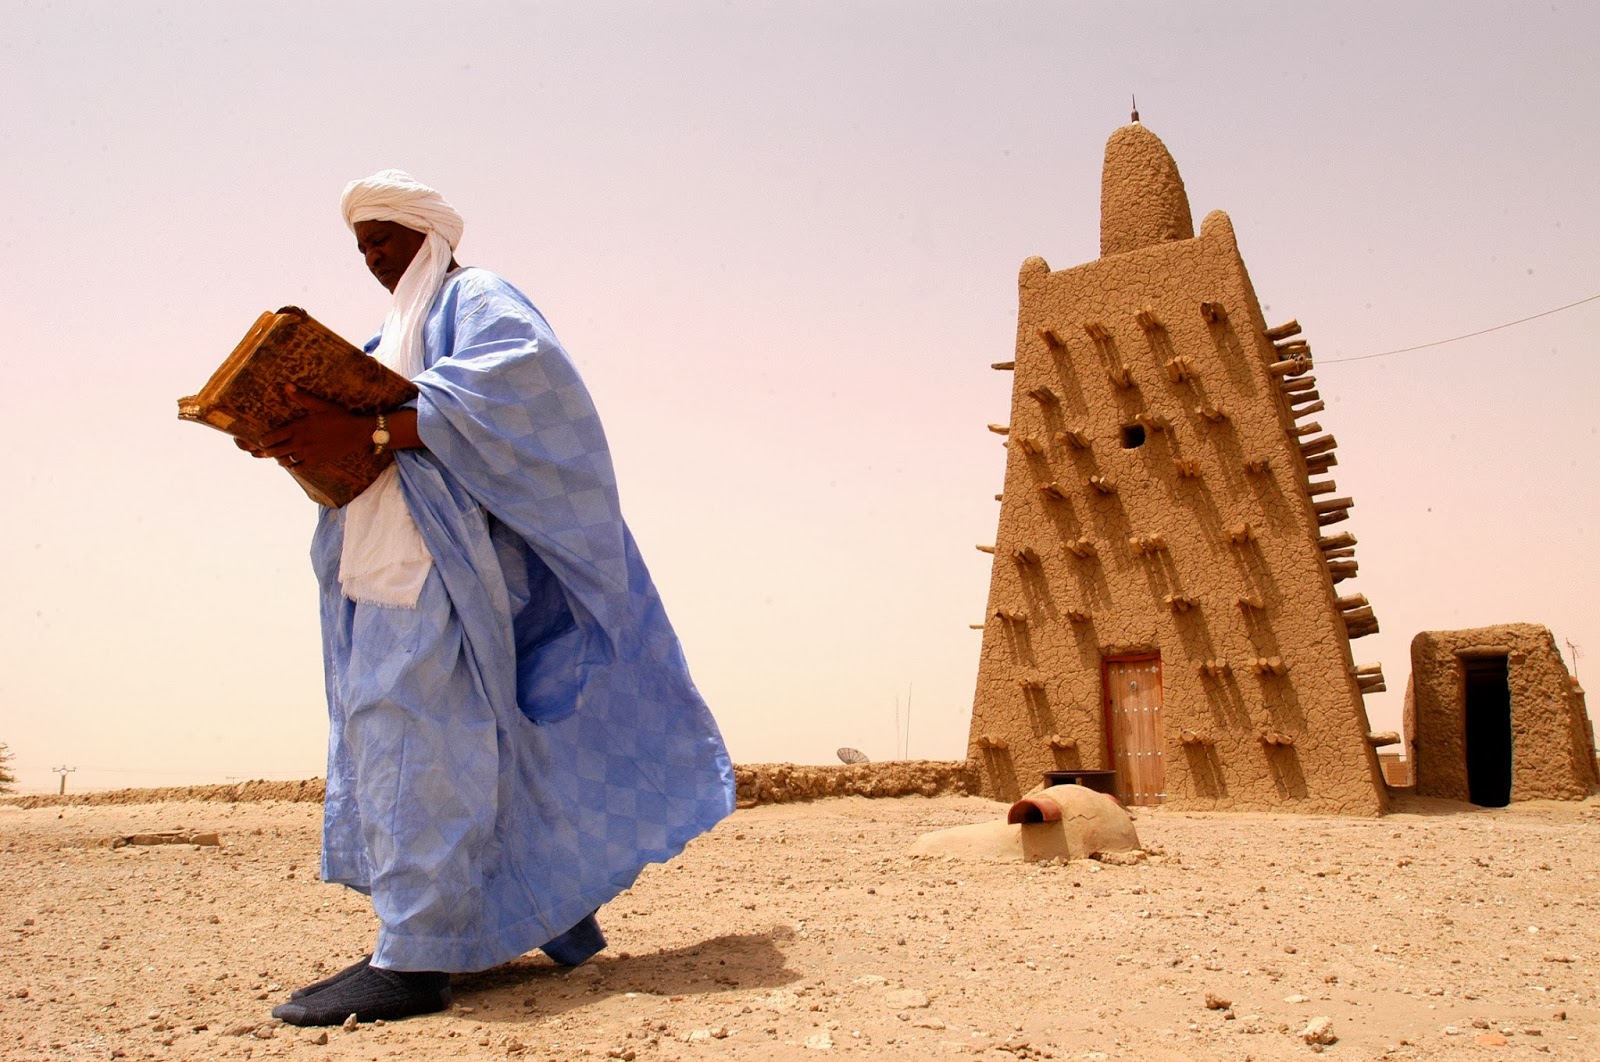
(965, 120, 1388, 814)
(1099, 122, 1195, 257)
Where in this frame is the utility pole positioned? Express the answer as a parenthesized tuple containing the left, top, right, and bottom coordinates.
(52, 765, 76, 795)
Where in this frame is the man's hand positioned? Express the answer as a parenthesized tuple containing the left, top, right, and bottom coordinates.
(235, 386, 373, 469)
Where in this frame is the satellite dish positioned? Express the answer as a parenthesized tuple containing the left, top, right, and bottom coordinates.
(837, 747, 870, 765)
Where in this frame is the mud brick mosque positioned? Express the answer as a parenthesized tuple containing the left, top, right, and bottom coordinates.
(963, 117, 1597, 813)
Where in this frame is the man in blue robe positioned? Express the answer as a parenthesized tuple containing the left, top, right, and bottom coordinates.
(244, 170, 735, 1025)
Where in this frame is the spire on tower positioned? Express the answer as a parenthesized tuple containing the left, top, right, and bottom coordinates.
(1131, 95, 1140, 124)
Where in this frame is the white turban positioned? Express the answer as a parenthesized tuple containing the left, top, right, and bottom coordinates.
(335, 169, 465, 609)
(340, 168, 464, 379)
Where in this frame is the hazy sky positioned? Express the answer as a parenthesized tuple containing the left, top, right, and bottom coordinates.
(3, 2, 1596, 793)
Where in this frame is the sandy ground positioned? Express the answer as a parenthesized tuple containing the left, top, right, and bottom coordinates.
(2, 792, 1597, 1062)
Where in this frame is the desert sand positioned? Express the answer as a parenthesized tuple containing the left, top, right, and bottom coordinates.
(3, 786, 1596, 1061)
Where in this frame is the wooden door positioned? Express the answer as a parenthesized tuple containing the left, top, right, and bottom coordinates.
(1104, 654, 1166, 806)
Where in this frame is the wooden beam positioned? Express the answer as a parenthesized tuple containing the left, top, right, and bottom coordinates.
(1128, 532, 1166, 555)
(1300, 435, 1338, 457)
(1064, 536, 1096, 558)
(1265, 319, 1302, 341)
(1304, 449, 1336, 470)
(1134, 411, 1170, 432)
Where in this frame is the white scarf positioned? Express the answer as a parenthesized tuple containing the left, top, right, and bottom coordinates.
(335, 169, 465, 609)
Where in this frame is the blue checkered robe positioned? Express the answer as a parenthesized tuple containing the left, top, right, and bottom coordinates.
(310, 268, 736, 972)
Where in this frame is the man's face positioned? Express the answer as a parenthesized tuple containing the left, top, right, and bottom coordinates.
(353, 219, 427, 293)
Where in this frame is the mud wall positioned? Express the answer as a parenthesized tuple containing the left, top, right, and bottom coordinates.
(1, 762, 981, 811)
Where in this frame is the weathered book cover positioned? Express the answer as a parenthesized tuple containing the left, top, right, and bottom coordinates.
(178, 306, 417, 508)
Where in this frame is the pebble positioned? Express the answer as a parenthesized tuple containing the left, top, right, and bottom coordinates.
(341, 1013, 359, 1031)
(1475, 1032, 1508, 1046)
(1300, 1017, 1337, 1045)
(885, 988, 930, 1009)
(1204, 993, 1230, 1010)
(805, 1031, 834, 1050)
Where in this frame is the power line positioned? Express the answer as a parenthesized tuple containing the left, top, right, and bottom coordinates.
(1322, 291, 1600, 365)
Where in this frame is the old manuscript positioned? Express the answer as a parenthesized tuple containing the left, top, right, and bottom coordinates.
(178, 307, 417, 508)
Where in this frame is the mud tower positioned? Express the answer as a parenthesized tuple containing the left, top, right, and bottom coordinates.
(967, 119, 1389, 813)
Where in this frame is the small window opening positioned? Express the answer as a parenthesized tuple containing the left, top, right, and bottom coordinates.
(1121, 424, 1146, 449)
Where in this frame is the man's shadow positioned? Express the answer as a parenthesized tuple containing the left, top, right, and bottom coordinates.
(457, 927, 799, 1021)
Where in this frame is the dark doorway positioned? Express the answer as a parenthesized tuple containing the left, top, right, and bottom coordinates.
(1463, 655, 1511, 807)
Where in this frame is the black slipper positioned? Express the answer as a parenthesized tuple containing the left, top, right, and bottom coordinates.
(541, 911, 606, 966)
(270, 965, 451, 1026)
(289, 954, 371, 1000)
